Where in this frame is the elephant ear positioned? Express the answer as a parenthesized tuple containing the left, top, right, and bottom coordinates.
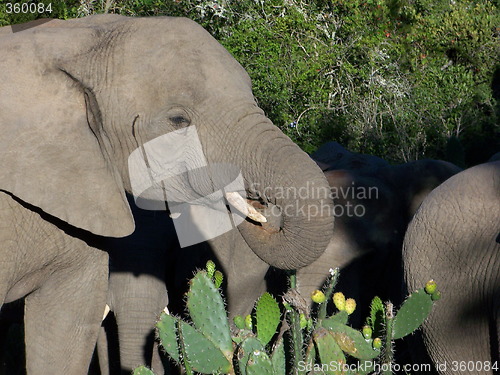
(380, 159, 462, 219)
(0, 20, 134, 237)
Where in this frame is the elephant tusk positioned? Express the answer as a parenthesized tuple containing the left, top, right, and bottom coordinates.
(169, 212, 181, 219)
(225, 192, 267, 223)
(102, 304, 110, 321)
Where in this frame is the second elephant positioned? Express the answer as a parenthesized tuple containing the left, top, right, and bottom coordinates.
(296, 142, 462, 323)
(403, 161, 500, 374)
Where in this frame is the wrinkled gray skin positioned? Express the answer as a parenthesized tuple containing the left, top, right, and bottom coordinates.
(0, 15, 333, 374)
(296, 142, 461, 323)
(403, 161, 500, 375)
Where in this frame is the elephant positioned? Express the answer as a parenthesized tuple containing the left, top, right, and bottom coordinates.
(295, 142, 462, 325)
(402, 161, 500, 374)
(312, 141, 389, 175)
(0, 15, 334, 374)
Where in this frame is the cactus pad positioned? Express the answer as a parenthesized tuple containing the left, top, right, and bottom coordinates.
(305, 341, 317, 371)
(393, 288, 433, 339)
(214, 270, 224, 288)
(206, 260, 216, 279)
(271, 337, 286, 375)
(367, 296, 385, 338)
(328, 310, 349, 325)
(178, 320, 232, 374)
(321, 320, 379, 360)
(313, 327, 346, 375)
(156, 312, 180, 363)
(233, 315, 246, 330)
(256, 292, 281, 346)
(246, 350, 274, 375)
(186, 271, 233, 356)
(238, 337, 265, 375)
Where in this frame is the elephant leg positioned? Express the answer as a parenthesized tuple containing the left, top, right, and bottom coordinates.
(109, 272, 168, 374)
(96, 326, 110, 375)
(152, 341, 166, 375)
(24, 246, 108, 375)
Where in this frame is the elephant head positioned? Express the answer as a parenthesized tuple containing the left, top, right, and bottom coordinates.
(312, 141, 389, 175)
(0, 15, 334, 270)
(379, 159, 463, 221)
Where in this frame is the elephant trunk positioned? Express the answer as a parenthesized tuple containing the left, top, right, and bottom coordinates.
(233, 112, 334, 269)
(108, 272, 168, 374)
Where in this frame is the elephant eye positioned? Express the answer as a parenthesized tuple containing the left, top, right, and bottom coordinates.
(170, 115, 190, 127)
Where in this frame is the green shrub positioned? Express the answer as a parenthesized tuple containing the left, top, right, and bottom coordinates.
(2, 0, 498, 163)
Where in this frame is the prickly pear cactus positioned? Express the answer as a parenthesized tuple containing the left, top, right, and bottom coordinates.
(255, 292, 281, 346)
(313, 327, 346, 375)
(238, 336, 265, 375)
(186, 271, 233, 357)
(206, 260, 216, 279)
(132, 366, 156, 375)
(424, 279, 437, 294)
(271, 337, 286, 375)
(156, 312, 181, 363)
(178, 320, 232, 374)
(214, 270, 224, 288)
(245, 314, 253, 331)
(150, 266, 439, 375)
(392, 288, 434, 339)
(367, 296, 385, 338)
(320, 319, 380, 360)
(246, 350, 274, 375)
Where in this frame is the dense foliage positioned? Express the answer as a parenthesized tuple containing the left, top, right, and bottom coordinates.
(1, 0, 498, 164)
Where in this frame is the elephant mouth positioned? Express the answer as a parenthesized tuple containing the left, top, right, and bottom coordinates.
(225, 192, 283, 234)
(168, 191, 282, 234)
(224, 191, 267, 223)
